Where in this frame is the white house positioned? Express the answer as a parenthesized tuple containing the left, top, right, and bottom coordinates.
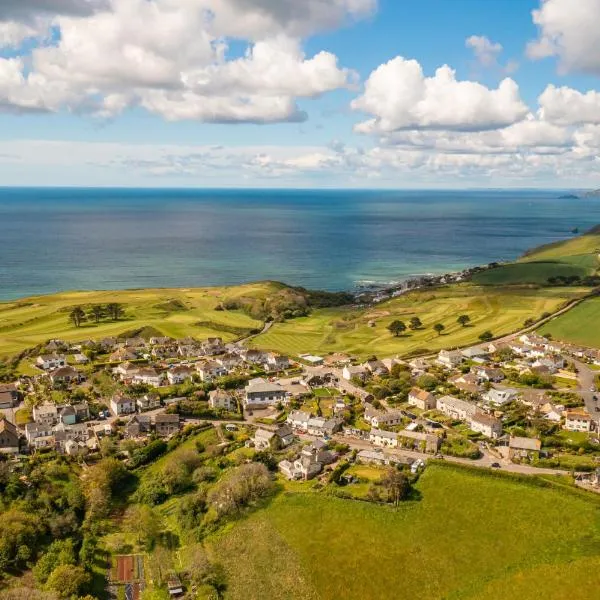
(132, 368, 164, 388)
(244, 378, 287, 407)
(197, 361, 227, 382)
(287, 410, 312, 431)
(437, 349, 463, 369)
(36, 354, 66, 370)
(342, 365, 368, 382)
(564, 410, 594, 433)
(265, 353, 290, 372)
(33, 403, 59, 426)
(483, 388, 518, 407)
(470, 412, 503, 439)
(208, 389, 237, 412)
(370, 429, 398, 448)
(110, 396, 136, 416)
(436, 395, 477, 420)
(167, 366, 194, 385)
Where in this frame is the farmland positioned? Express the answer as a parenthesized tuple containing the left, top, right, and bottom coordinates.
(210, 464, 600, 600)
(250, 284, 585, 358)
(539, 296, 600, 348)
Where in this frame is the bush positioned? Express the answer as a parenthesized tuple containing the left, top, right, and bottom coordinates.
(129, 440, 168, 468)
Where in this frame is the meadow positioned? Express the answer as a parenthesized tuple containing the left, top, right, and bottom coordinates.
(539, 296, 600, 348)
(209, 464, 600, 600)
(250, 284, 585, 358)
(0, 284, 272, 357)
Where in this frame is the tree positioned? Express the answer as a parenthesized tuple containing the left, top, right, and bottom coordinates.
(380, 468, 410, 506)
(45, 565, 90, 599)
(409, 316, 422, 330)
(433, 323, 445, 336)
(387, 320, 407, 337)
(89, 305, 105, 324)
(69, 306, 86, 328)
(123, 505, 161, 548)
(479, 330, 494, 342)
(457, 315, 470, 327)
(106, 303, 124, 321)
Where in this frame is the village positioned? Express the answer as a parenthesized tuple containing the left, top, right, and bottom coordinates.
(1, 325, 600, 490)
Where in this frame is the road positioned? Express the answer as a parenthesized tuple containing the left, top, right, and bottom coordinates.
(571, 358, 599, 418)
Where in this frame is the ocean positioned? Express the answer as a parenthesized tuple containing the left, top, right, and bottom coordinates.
(0, 188, 599, 300)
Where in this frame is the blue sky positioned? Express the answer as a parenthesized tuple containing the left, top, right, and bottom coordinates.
(0, 0, 599, 187)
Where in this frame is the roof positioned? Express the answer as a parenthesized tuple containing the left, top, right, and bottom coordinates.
(112, 396, 134, 405)
(288, 410, 311, 423)
(509, 436, 541, 451)
(565, 410, 593, 420)
(371, 428, 397, 440)
(471, 412, 502, 427)
(155, 413, 180, 423)
(0, 419, 17, 436)
(245, 379, 284, 394)
(409, 387, 434, 401)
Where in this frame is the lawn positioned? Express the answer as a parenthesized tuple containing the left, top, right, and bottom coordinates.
(210, 464, 600, 600)
(0, 284, 271, 357)
(250, 284, 584, 358)
(539, 296, 600, 348)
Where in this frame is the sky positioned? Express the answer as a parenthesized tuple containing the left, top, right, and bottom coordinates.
(1, 0, 600, 188)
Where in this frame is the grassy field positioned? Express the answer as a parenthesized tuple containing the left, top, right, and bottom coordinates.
(210, 464, 600, 600)
(521, 228, 600, 261)
(250, 284, 585, 358)
(0, 284, 275, 357)
(539, 296, 600, 348)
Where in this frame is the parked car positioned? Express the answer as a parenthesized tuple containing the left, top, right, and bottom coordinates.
(491, 462, 501, 468)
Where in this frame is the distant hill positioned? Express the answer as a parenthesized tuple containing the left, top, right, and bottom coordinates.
(583, 189, 600, 198)
(557, 189, 600, 199)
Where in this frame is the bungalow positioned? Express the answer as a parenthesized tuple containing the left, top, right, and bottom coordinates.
(126, 414, 152, 437)
(49, 366, 84, 386)
(154, 414, 180, 437)
(132, 367, 164, 387)
(36, 354, 66, 370)
(397, 429, 441, 453)
(408, 357, 429, 375)
(287, 410, 312, 432)
(0, 419, 19, 453)
(437, 349, 463, 369)
(470, 412, 503, 439)
(436, 395, 477, 421)
(196, 361, 227, 382)
(244, 378, 286, 407)
(357, 449, 388, 466)
(208, 389, 237, 412)
(508, 436, 541, 460)
(342, 365, 368, 382)
(564, 409, 594, 433)
(110, 395, 136, 416)
(483, 388, 518, 407)
(265, 353, 290, 372)
(408, 387, 436, 411)
(370, 429, 398, 448)
(461, 346, 489, 360)
(137, 393, 162, 411)
(166, 365, 194, 385)
(475, 366, 505, 382)
(32, 403, 59, 426)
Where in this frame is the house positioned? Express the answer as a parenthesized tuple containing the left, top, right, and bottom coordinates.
(474, 366, 505, 382)
(110, 348, 138, 363)
(321, 418, 343, 437)
(177, 343, 202, 358)
(508, 436, 541, 460)
(58, 405, 77, 426)
(564, 409, 594, 433)
(0, 419, 19, 453)
(364, 359, 389, 376)
(278, 459, 300, 480)
(470, 412, 503, 439)
(253, 425, 294, 450)
(32, 403, 59, 426)
(25, 422, 53, 444)
(408, 357, 429, 375)
(253, 428, 277, 450)
(126, 414, 152, 437)
(132, 367, 164, 387)
(208, 389, 237, 412)
(49, 366, 84, 386)
(72, 353, 89, 364)
(278, 378, 311, 400)
(287, 410, 312, 432)
(150, 336, 172, 346)
(291, 440, 332, 480)
(370, 429, 398, 448)
(408, 387, 436, 411)
(539, 402, 563, 422)
(36, 354, 66, 370)
(114, 361, 140, 381)
(449, 373, 481, 394)
(0, 384, 18, 409)
(436, 395, 477, 420)
(342, 365, 368, 382)
(397, 429, 441, 453)
(363, 405, 403, 428)
(110, 395, 136, 416)
(137, 393, 162, 411)
(437, 349, 463, 368)
(265, 353, 290, 372)
(357, 449, 388, 466)
(64, 439, 88, 457)
(483, 388, 518, 407)
(201, 337, 225, 355)
(154, 414, 180, 437)
(241, 348, 267, 364)
(166, 365, 194, 385)
(196, 361, 227, 382)
(299, 354, 324, 366)
(123, 337, 146, 349)
(461, 346, 489, 360)
(217, 353, 242, 370)
(244, 378, 286, 407)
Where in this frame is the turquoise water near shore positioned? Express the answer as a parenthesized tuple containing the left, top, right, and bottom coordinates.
(0, 188, 598, 300)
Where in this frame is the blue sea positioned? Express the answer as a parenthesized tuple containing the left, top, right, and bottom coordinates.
(0, 188, 599, 300)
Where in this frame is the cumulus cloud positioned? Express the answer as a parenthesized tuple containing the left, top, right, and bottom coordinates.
(466, 35, 503, 68)
(0, 0, 365, 122)
(538, 85, 600, 126)
(527, 0, 600, 75)
(351, 57, 528, 133)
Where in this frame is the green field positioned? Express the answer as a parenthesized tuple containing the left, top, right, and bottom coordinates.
(471, 260, 592, 285)
(210, 464, 600, 600)
(250, 284, 584, 358)
(0, 284, 274, 357)
(540, 296, 600, 348)
(521, 228, 600, 261)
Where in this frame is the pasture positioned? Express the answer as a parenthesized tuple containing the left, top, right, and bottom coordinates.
(539, 296, 600, 348)
(250, 285, 584, 358)
(210, 464, 600, 600)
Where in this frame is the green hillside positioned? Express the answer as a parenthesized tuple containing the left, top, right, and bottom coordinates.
(540, 295, 600, 348)
(211, 464, 600, 600)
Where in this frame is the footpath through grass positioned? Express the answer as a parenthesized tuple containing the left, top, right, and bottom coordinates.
(210, 464, 600, 600)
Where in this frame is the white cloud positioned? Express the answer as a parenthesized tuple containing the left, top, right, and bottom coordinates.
(527, 0, 600, 75)
(351, 56, 528, 133)
(538, 84, 600, 126)
(466, 35, 503, 68)
(0, 0, 365, 122)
